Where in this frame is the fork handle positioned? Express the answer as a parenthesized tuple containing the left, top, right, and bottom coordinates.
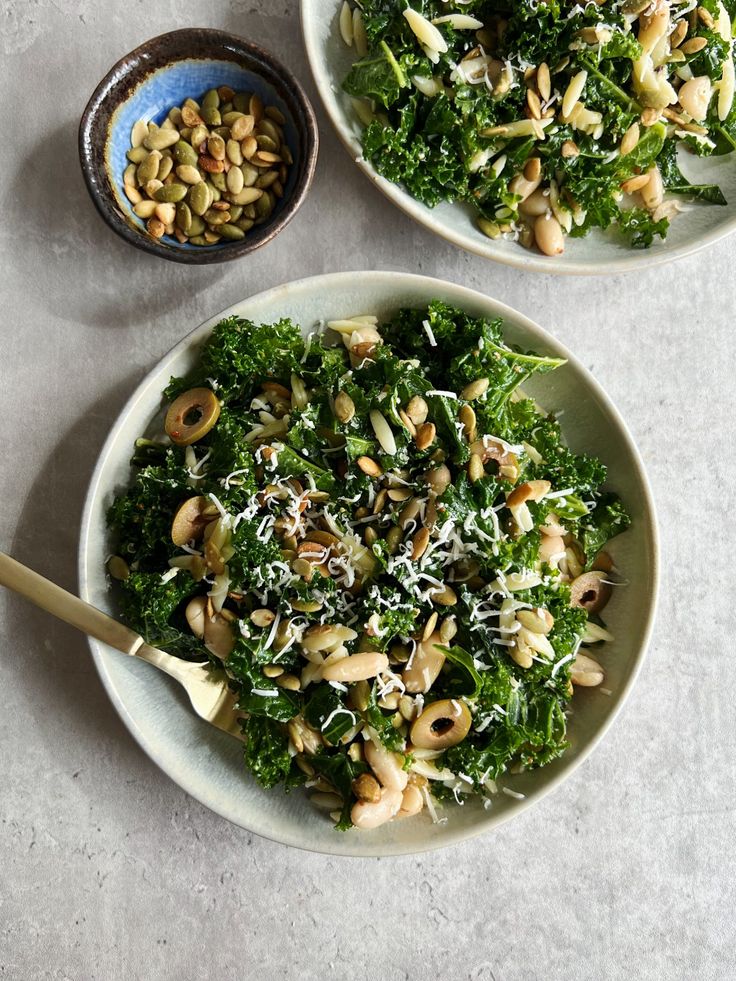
(0, 551, 145, 657)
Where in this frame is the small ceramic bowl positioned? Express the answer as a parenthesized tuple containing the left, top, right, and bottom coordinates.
(79, 28, 319, 264)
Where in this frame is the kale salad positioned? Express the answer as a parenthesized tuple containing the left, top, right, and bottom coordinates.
(107, 303, 629, 830)
(339, 0, 736, 255)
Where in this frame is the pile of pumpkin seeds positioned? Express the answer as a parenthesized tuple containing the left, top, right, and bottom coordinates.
(122, 86, 292, 246)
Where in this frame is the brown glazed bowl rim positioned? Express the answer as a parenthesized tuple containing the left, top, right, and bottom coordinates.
(78, 27, 319, 264)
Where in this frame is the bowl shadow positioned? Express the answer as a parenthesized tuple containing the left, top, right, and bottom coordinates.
(7, 121, 229, 331)
(5, 375, 156, 772)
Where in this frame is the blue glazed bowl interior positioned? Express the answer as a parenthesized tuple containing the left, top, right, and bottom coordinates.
(108, 60, 301, 253)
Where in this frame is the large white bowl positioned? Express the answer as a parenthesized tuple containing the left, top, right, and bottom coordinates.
(301, 0, 736, 275)
(79, 271, 658, 855)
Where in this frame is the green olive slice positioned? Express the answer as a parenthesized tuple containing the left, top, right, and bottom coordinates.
(165, 387, 220, 446)
(410, 698, 472, 750)
(171, 495, 213, 546)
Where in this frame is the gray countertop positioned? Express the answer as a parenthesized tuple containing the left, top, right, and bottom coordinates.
(1, 2, 734, 979)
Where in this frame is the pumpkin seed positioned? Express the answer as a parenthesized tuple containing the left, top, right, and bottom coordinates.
(241, 135, 258, 159)
(176, 164, 202, 185)
(241, 163, 259, 186)
(207, 134, 226, 160)
(123, 163, 137, 187)
(228, 204, 243, 221)
(157, 155, 174, 181)
(168, 107, 183, 126)
(189, 180, 211, 216)
(200, 106, 221, 127)
(258, 118, 281, 143)
(226, 138, 243, 165)
(147, 216, 165, 239)
(256, 134, 279, 153)
(236, 217, 255, 232)
(250, 93, 264, 121)
(173, 140, 198, 166)
(254, 191, 274, 219)
(233, 92, 250, 112)
(133, 199, 157, 218)
(107, 555, 130, 580)
(231, 114, 255, 140)
(126, 145, 148, 163)
(227, 186, 263, 206)
(144, 124, 180, 150)
(204, 207, 231, 225)
(219, 223, 246, 240)
(189, 234, 209, 245)
(131, 119, 148, 148)
(202, 88, 220, 109)
(144, 178, 163, 198)
(227, 165, 244, 194)
(154, 201, 176, 225)
(266, 105, 286, 125)
(223, 109, 246, 125)
(176, 202, 193, 234)
(136, 150, 162, 185)
(189, 214, 206, 236)
(209, 170, 227, 192)
(203, 230, 221, 243)
(190, 124, 209, 150)
(181, 105, 203, 127)
(272, 180, 284, 198)
(255, 169, 279, 189)
(281, 144, 293, 165)
(154, 182, 188, 203)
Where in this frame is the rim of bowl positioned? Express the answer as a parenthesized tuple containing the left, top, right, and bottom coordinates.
(299, 1, 735, 277)
(78, 27, 319, 264)
(78, 271, 660, 856)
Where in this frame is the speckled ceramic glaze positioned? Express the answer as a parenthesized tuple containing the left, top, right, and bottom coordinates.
(79, 29, 318, 264)
(301, 0, 736, 275)
(78, 272, 659, 857)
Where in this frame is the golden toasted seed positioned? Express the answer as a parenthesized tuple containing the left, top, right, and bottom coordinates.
(561, 139, 580, 159)
(123, 163, 137, 187)
(386, 527, 403, 554)
(461, 378, 489, 401)
(226, 138, 244, 165)
(251, 608, 276, 628)
(147, 217, 165, 239)
(357, 455, 383, 477)
(537, 62, 551, 102)
(697, 6, 714, 28)
(405, 395, 428, 426)
(681, 35, 707, 54)
(352, 773, 381, 803)
(241, 135, 258, 159)
(399, 409, 417, 437)
(468, 453, 485, 483)
(422, 611, 438, 643)
(412, 527, 430, 561)
(181, 105, 203, 127)
(154, 202, 176, 225)
(334, 390, 356, 423)
(276, 674, 301, 691)
(415, 422, 436, 451)
(458, 404, 476, 441)
(231, 114, 255, 140)
(154, 182, 188, 203)
(620, 122, 640, 157)
(207, 134, 226, 161)
(622, 174, 650, 193)
(524, 156, 541, 182)
(432, 584, 458, 607)
(478, 218, 501, 240)
(439, 615, 457, 644)
(249, 93, 264, 121)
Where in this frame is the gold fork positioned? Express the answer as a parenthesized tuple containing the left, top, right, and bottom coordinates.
(0, 552, 244, 741)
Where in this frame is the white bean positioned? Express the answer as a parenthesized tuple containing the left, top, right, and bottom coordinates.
(365, 741, 408, 792)
(351, 787, 403, 829)
(321, 651, 388, 682)
(396, 784, 424, 819)
(571, 653, 605, 687)
(534, 214, 565, 256)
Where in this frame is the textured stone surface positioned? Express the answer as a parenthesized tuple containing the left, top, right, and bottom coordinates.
(0, 2, 734, 979)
